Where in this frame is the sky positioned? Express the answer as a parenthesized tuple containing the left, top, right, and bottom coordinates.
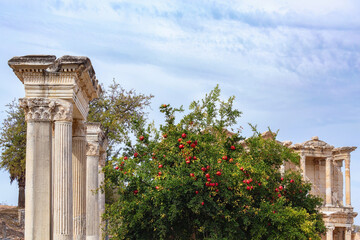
(1, 0, 360, 224)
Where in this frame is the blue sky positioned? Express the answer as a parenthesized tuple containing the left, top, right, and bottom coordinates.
(1, 0, 360, 223)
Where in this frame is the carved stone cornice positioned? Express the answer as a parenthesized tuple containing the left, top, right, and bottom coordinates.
(53, 100, 73, 122)
(8, 55, 101, 99)
(332, 147, 357, 155)
(86, 142, 100, 156)
(8, 55, 102, 120)
(19, 98, 56, 121)
(290, 136, 334, 151)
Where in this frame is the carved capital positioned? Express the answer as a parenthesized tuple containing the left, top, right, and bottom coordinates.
(86, 142, 100, 156)
(73, 120, 86, 137)
(53, 100, 73, 121)
(19, 98, 56, 121)
(326, 156, 333, 163)
(326, 225, 335, 231)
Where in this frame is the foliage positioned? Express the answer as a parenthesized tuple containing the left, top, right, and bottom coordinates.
(88, 80, 153, 161)
(0, 100, 26, 184)
(103, 86, 325, 240)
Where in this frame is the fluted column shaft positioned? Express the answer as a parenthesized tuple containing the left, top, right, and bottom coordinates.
(98, 152, 106, 239)
(86, 143, 100, 240)
(73, 120, 87, 240)
(20, 98, 54, 240)
(345, 156, 351, 207)
(345, 227, 352, 240)
(25, 120, 52, 239)
(326, 226, 334, 240)
(325, 157, 333, 207)
(53, 101, 73, 240)
(300, 154, 306, 179)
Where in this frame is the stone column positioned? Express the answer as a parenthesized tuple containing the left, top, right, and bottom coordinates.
(300, 154, 306, 179)
(53, 100, 74, 240)
(86, 141, 100, 240)
(19, 98, 55, 240)
(98, 152, 106, 239)
(345, 156, 351, 207)
(345, 227, 352, 240)
(73, 120, 87, 240)
(325, 157, 333, 207)
(326, 225, 334, 240)
(314, 159, 320, 195)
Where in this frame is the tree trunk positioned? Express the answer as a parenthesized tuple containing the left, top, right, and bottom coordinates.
(18, 179, 25, 208)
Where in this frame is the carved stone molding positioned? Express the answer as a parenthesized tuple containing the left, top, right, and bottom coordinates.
(20, 97, 74, 122)
(86, 142, 100, 156)
(19, 98, 56, 121)
(291, 136, 334, 150)
(53, 100, 73, 122)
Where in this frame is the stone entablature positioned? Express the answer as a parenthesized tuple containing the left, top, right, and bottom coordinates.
(8, 55, 101, 120)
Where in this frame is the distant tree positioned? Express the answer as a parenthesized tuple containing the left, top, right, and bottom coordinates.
(0, 100, 26, 208)
(88, 80, 153, 160)
(103, 86, 325, 239)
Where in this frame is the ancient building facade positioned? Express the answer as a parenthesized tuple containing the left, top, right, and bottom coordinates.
(8, 55, 108, 240)
(284, 136, 357, 240)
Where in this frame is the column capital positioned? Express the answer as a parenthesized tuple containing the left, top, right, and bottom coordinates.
(86, 142, 100, 156)
(326, 156, 334, 161)
(19, 98, 73, 122)
(19, 97, 56, 121)
(326, 225, 335, 231)
(53, 100, 73, 122)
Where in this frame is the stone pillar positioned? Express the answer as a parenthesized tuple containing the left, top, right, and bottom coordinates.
(98, 152, 106, 239)
(345, 156, 351, 207)
(325, 157, 333, 207)
(19, 98, 55, 240)
(345, 227, 352, 240)
(86, 123, 107, 240)
(86, 142, 100, 240)
(53, 100, 74, 240)
(300, 154, 306, 179)
(73, 120, 87, 240)
(314, 159, 320, 195)
(326, 225, 334, 240)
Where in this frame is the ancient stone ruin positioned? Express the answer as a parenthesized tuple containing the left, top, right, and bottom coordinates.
(285, 136, 357, 240)
(8, 55, 108, 240)
(6, 55, 358, 240)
